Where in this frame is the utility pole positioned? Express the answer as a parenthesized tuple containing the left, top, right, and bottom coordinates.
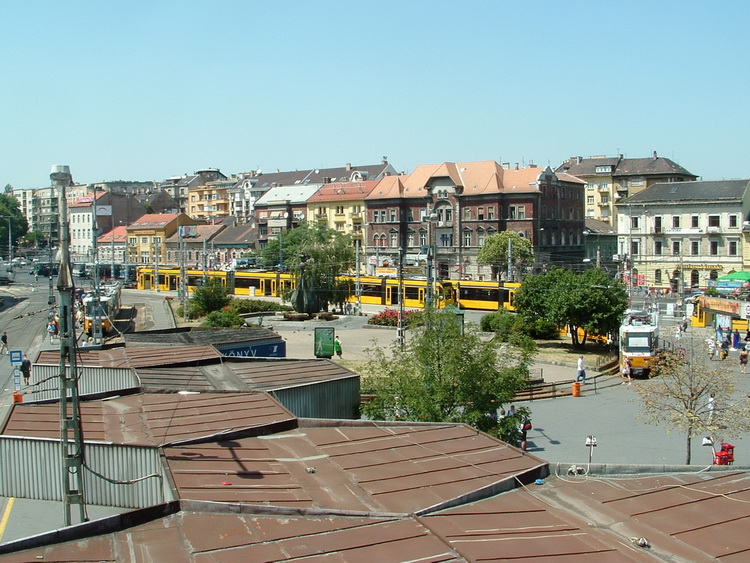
(355, 238, 362, 315)
(507, 236, 513, 282)
(397, 246, 405, 348)
(51, 164, 87, 526)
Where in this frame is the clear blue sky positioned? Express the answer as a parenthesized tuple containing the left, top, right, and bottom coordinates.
(1, 1, 747, 189)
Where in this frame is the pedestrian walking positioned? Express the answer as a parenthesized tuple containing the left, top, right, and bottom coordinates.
(47, 320, 57, 344)
(740, 348, 748, 374)
(733, 329, 741, 350)
(708, 339, 716, 361)
(334, 335, 343, 359)
(0, 331, 7, 355)
(720, 337, 730, 360)
(708, 393, 716, 420)
(576, 355, 586, 384)
(20, 354, 31, 385)
(621, 358, 632, 385)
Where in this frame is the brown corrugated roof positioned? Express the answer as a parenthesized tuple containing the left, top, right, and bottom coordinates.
(228, 358, 357, 391)
(164, 421, 545, 513)
(35, 344, 223, 369)
(2, 392, 296, 447)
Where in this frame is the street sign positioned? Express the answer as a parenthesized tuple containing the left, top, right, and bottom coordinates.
(9, 350, 22, 365)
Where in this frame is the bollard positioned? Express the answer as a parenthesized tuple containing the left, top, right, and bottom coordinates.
(12, 391, 23, 404)
(572, 382, 581, 397)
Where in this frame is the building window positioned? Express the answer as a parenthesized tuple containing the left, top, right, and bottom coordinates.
(464, 207, 472, 220)
(601, 195, 609, 204)
(389, 209, 397, 222)
(335, 222, 345, 231)
(710, 240, 719, 255)
(439, 233, 453, 247)
(488, 206, 495, 220)
(587, 182, 594, 190)
(477, 231, 485, 246)
(335, 206, 344, 215)
(708, 215, 720, 227)
(691, 215, 699, 228)
(654, 240, 663, 255)
(631, 216, 640, 229)
(380, 210, 387, 223)
(141, 237, 149, 244)
(372, 211, 379, 223)
(730, 214, 738, 228)
(655, 269, 662, 284)
(729, 240, 738, 255)
(407, 232, 415, 247)
(692, 241, 700, 255)
(631, 240, 640, 256)
(673, 241, 681, 255)
(587, 197, 594, 205)
(672, 216, 680, 229)
(390, 233, 398, 247)
(420, 231, 427, 246)
(463, 231, 472, 246)
(477, 207, 484, 220)
(129, 237, 136, 246)
(508, 206, 516, 220)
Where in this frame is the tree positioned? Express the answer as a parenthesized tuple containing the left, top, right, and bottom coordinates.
(260, 223, 355, 313)
(0, 193, 29, 256)
(189, 278, 231, 316)
(361, 308, 534, 434)
(514, 267, 628, 348)
(634, 339, 750, 464)
(477, 231, 533, 281)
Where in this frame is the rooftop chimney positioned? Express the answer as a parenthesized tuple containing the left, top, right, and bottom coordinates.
(653, 151, 658, 160)
(345, 163, 352, 171)
(502, 162, 510, 170)
(515, 163, 519, 170)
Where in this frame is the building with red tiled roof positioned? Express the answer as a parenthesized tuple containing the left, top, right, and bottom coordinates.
(306, 179, 379, 241)
(124, 213, 201, 268)
(364, 161, 586, 280)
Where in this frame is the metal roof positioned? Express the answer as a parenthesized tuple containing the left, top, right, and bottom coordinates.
(123, 327, 283, 347)
(2, 392, 296, 447)
(35, 344, 223, 369)
(164, 421, 545, 513)
(227, 358, 358, 391)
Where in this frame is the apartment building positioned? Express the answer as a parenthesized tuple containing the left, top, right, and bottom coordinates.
(365, 161, 585, 281)
(616, 179, 750, 291)
(557, 152, 697, 225)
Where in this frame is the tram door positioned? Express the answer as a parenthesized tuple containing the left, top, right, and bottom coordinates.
(384, 285, 393, 305)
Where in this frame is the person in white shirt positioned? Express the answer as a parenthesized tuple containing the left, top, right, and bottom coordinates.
(576, 355, 586, 384)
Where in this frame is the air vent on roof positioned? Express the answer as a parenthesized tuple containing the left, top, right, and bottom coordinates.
(670, 186, 678, 193)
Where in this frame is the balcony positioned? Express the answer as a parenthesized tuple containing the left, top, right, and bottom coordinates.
(707, 226, 721, 234)
(315, 214, 328, 221)
(350, 212, 363, 222)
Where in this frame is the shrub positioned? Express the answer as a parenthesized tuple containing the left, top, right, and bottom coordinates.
(480, 309, 522, 340)
(201, 309, 245, 328)
(229, 298, 292, 314)
(367, 308, 421, 327)
(190, 278, 230, 316)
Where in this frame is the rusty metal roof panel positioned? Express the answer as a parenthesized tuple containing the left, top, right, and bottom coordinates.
(35, 344, 222, 369)
(164, 422, 545, 514)
(2, 392, 296, 447)
(135, 365, 215, 391)
(0, 510, 466, 562)
(227, 358, 358, 391)
(423, 491, 647, 562)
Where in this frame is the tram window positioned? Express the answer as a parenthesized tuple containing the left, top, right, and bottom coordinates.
(461, 287, 499, 302)
(361, 282, 384, 297)
(405, 286, 421, 299)
(234, 277, 261, 289)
